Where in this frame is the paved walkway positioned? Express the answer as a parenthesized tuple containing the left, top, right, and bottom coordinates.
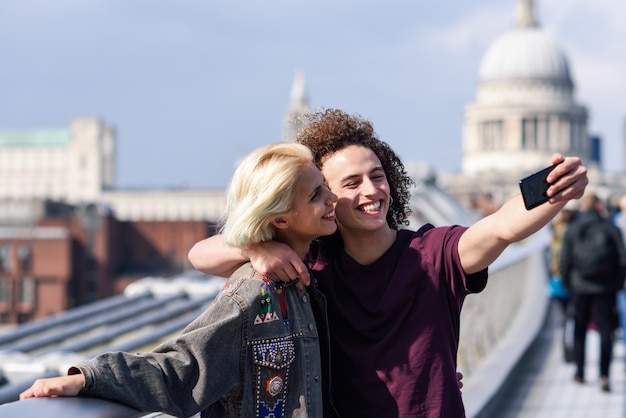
(484, 301, 625, 417)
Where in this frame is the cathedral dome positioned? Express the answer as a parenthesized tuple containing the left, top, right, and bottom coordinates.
(478, 0, 572, 86)
(479, 28, 571, 85)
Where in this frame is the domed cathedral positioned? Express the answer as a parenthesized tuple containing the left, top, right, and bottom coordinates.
(465, 0, 591, 173)
(442, 0, 596, 206)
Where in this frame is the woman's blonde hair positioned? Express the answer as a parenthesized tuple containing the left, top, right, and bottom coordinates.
(221, 142, 313, 247)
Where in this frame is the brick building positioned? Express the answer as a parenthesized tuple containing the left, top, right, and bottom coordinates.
(0, 200, 214, 324)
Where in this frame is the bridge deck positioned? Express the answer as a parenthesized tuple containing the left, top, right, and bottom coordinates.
(482, 301, 625, 417)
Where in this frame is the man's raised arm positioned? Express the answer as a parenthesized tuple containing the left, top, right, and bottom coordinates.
(188, 235, 311, 284)
(458, 154, 588, 275)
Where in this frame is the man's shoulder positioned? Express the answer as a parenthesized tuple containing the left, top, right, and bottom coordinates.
(406, 224, 468, 246)
(406, 223, 465, 237)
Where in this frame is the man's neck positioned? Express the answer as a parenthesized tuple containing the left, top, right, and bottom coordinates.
(341, 226, 397, 265)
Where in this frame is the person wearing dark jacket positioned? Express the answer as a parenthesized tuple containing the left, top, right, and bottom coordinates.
(20, 142, 341, 418)
(560, 192, 626, 392)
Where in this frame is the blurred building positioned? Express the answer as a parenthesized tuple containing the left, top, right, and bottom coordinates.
(439, 0, 626, 207)
(0, 118, 115, 203)
(0, 119, 223, 324)
(283, 68, 311, 142)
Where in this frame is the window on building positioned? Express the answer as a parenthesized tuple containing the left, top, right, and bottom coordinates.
(0, 246, 12, 274)
(18, 278, 36, 306)
(79, 155, 88, 170)
(17, 245, 32, 274)
(0, 279, 11, 305)
(534, 117, 549, 150)
(570, 118, 584, 150)
(559, 116, 571, 149)
(18, 313, 32, 324)
(522, 117, 539, 149)
(480, 120, 504, 150)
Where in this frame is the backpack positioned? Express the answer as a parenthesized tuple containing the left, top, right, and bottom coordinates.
(572, 220, 619, 279)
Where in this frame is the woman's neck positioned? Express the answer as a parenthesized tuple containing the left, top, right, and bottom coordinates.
(274, 235, 309, 261)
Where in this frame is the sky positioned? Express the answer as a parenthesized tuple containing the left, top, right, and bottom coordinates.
(1, 0, 624, 189)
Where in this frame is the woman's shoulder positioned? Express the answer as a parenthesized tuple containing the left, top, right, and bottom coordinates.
(222, 263, 265, 296)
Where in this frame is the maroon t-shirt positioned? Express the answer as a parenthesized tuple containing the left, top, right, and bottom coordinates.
(307, 225, 488, 418)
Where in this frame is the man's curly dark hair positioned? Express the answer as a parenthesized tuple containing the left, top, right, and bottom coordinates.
(296, 108, 413, 229)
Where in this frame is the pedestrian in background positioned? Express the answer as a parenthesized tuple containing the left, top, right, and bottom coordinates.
(560, 193, 626, 392)
(612, 194, 626, 374)
(548, 207, 577, 314)
(548, 207, 577, 362)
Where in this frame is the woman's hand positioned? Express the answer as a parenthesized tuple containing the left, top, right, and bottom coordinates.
(19, 374, 85, 399)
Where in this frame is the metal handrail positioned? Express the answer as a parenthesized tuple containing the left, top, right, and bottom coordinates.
(0, 396, 162, 418)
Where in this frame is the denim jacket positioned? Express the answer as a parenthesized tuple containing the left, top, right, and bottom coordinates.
(73, 263, 338, 418)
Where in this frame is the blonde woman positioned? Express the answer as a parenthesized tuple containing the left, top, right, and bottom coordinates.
(21, 142, 340, 418)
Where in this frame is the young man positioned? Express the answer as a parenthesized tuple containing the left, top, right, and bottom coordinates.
(189, 109, 588, 417)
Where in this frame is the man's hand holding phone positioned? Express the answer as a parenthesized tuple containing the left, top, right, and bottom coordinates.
(519, 163, 561, 210)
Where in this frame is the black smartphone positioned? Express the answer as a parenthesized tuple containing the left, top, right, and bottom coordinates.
(519, 163, 560, 210)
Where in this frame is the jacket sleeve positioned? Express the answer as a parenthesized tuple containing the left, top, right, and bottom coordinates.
(559, 226, 574, 289)
(73, 294, 243, 418)
(611, 225, 626, 287)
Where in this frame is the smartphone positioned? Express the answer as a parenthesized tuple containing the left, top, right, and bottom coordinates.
(519, 163, 560, 210)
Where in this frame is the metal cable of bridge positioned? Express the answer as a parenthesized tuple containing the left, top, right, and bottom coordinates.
(1, 293, 186, 354)
(50, 293, 217, 354)
(0, 293, 153, 347)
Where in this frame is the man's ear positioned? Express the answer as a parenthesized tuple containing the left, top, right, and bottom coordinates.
(271, 216, 289, 230)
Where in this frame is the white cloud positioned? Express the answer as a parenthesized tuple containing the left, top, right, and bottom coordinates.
(573, 52, 626, 100)
(423, 7, 511, 54)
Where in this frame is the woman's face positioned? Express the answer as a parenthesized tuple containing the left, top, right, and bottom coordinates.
(282, 162, 337, 243)
(320, 145, 390, 234)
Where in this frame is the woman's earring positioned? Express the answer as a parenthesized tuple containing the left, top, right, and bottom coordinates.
(389, 196, 394, 206)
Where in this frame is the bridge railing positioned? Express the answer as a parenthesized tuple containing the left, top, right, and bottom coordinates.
(461, 227, 551, 417)
(0, 231, 551, 417)
(0, 396, 164, 417)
